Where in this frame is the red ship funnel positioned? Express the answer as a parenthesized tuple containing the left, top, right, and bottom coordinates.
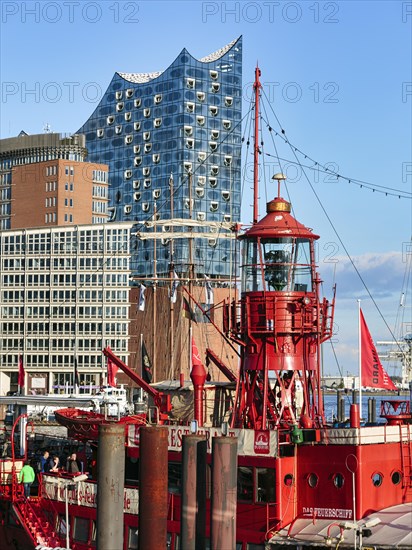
(191, 339, 207, 426)
(350, 404, 360, 428)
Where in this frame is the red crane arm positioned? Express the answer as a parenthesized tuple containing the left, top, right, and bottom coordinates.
(102, 347, 162, 408)
(206, 348, 237, 382)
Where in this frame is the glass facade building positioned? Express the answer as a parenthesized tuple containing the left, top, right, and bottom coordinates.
(78, 37, 242, 279)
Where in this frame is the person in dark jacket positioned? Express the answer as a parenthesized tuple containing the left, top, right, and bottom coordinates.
(66, 452, 81, 473)
(40, 450, 50, 472)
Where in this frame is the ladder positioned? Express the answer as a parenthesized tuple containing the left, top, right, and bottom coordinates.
(12, 497, 61, 548)
(399, 424, 412, 489)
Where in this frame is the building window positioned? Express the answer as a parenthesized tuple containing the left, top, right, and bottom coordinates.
(168, 463, 182, 495)
(70, 183, 73, 191)
(128, 527, 138, 550)
(256, 468, 276, 503)
(73, 517, 89, 543)
(372, 472, 383, 487)
(237, 467, 253, 502)
(332, 473, 344, 489)
(307, 473, 319, 488)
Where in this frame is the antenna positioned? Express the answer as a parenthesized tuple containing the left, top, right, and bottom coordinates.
(272, 173, 286, 198)
(43, 123, 51, 134)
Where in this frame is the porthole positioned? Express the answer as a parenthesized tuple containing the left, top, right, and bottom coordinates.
(333, 473, 344, 489)
(307, 473, 318, 488)
(284, 474, 294, 487)
(391, 471, 402, 485)
(372, 472, 383, 487)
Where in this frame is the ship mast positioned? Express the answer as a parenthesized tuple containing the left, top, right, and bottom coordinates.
(253, 67, 261, 225)
(230, 69, 335, 430)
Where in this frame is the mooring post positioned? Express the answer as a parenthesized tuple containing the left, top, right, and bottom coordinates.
(181, 434, 207, 550)
(96, 423, 125, 550)
(138, 426, 168, 549)
(211, 436, 238, 550)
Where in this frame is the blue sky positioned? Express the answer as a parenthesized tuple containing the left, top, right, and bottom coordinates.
(1, 1, 411, 377)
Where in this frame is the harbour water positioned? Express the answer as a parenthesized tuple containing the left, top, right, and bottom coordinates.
(323, 392, 409, 423)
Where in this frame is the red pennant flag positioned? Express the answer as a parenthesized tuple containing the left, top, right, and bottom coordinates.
(107, 354, 119, 387)
(18, 355, 25, 389)
(360, 309, 397, 391)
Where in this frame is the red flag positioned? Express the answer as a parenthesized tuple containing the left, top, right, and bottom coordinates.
(360, 310, 397, 391)
(107, 354, 119, 387)
(191, 337, 204, 371)
(18, 355, 25, 389)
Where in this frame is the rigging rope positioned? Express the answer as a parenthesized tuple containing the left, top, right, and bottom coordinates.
(259, 88, 406, 355)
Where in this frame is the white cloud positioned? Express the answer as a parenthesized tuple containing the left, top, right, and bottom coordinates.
(320, 251, 405, 299)
(319, 250, 408, 376)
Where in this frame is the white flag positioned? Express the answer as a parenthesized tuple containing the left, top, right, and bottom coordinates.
(205, 276, 214, 305)
(170, 271, 179, 303)
(138, 284, 146, 311)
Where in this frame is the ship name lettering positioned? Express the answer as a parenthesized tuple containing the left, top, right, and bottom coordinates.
(313, 507, 352, 519)
(83, 485, 96, 505)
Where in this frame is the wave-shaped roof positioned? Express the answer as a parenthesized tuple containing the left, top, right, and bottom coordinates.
(118, 37, 239, 84)
(118, 71, 163, 84)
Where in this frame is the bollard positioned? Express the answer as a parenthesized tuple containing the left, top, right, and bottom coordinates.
(211, 437, 238, 550)
(181, 434, 207, 550)
(96, 423, 126, 550)
(138, 426, 168, 549)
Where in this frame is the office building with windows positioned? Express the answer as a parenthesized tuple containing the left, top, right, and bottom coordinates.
(0, 223, 133, 394)
(0, 132, 109, 230)
(78, 37, 242, 279)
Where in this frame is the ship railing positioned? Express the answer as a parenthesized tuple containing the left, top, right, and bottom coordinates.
(265, 502, 280, 538)
(167, 491, 178, 521)
(148, 406, 161, 424)
(0, 458, 24, 499)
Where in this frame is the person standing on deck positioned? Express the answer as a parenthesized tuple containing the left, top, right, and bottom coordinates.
(18, 461, 36, 498)
(40, 450, 50, 472)
(66, 452, 81, 473)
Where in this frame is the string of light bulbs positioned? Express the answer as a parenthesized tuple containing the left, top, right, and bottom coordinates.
(261, 117, 411, 200)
